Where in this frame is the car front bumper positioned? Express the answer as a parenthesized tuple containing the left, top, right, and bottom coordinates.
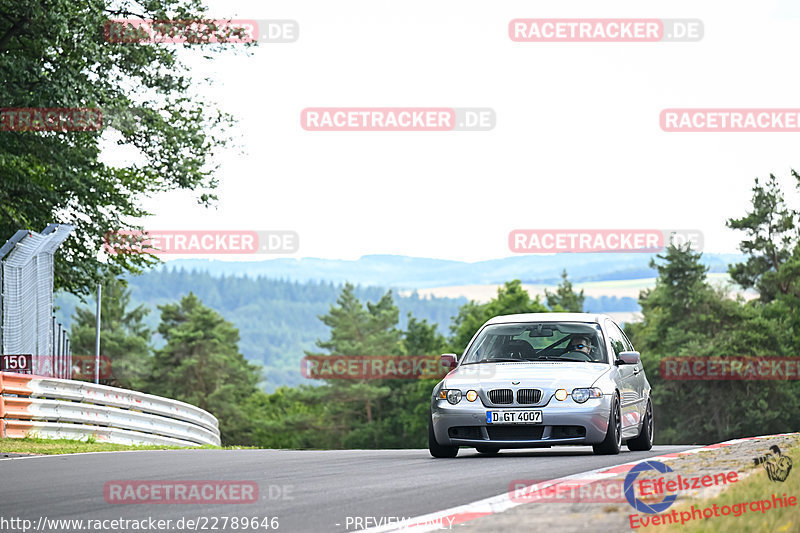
(431, 395, 612, 448)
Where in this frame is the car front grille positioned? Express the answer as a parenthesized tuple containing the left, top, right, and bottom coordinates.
(516, 389, 541, 404)
(488, 389, 513, 404)
(487, 426, 545, 440)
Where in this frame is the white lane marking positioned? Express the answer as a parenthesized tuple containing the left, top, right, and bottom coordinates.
(360, 433, 799, 532)
(0, 449, 199, 461)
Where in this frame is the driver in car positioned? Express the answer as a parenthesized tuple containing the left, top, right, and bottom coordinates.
(566, 335, 593, 357)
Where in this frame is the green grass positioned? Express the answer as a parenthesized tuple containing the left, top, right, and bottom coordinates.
(0, 437, 252, 455)
(642, 444, 800, 533)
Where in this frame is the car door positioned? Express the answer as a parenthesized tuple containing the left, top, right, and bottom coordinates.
(605, 319, 639, 431)
(619, 325, 647, 423)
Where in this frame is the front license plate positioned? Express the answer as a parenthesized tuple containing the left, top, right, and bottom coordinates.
(486, 410, 542, 424)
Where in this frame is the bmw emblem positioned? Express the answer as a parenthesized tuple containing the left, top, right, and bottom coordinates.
(512, 380, 520, 385)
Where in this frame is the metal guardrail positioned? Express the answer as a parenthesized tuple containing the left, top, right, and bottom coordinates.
(0, 372, 221, 446)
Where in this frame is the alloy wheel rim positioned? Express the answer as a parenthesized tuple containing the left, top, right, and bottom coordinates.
(615, 402, 622, 448)
(647, 403, 654, 445)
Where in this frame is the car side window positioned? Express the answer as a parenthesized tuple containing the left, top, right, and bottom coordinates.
(620, 328, 634, 352)
(605, 320, 627, 358)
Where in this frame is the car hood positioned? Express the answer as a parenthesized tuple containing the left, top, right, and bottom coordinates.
(444, 361, 611, 390)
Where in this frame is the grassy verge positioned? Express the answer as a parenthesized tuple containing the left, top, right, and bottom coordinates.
(0, 437, 247, 455)
(641, 444, 800, 533)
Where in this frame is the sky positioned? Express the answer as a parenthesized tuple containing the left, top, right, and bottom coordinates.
(107, 0, 800, 263)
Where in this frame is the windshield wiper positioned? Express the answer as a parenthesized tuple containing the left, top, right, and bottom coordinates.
(535, 356, 604, 363)
(464, 358, 523, 364)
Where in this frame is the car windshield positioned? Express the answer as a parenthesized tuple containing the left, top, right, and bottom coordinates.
(461, 322, 607, 364)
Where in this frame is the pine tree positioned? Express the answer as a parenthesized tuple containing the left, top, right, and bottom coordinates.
(69, 276, 151, 389)
(545, 269, 586, 312)
(307, 284, 401, 446)
(727, 172, 799, 302)
(147, 292, 261, 444)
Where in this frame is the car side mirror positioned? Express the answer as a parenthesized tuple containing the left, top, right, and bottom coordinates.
(617, 351, 641, 365)
(441, 353, 458, 369)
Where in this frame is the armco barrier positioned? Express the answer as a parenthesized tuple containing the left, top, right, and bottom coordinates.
(0, 372, 220, 446)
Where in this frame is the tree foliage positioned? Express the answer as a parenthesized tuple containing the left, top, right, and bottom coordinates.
(626, 172, 800, 443)
(0, 0, 241, 296)
(545, 269, 585, 312)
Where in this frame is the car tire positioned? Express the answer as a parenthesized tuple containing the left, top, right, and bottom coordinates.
(627, 399, 654, 451)
(429, 415, 458, 458)
(475, 446, 499, 455)
(593, 393, 622, 455)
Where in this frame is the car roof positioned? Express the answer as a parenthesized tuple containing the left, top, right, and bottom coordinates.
(484, 312, 614, 326)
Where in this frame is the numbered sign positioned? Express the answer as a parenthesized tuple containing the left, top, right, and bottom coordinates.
(0, 354, 34, 374)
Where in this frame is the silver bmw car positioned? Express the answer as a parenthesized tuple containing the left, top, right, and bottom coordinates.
(429, 313, 653, 457)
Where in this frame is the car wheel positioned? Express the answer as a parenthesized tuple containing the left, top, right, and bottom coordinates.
(475, 446, 499, 455)
(428, 415, 458, 458)
(627, 399, 654, 451)
(593, 393, 622, 455)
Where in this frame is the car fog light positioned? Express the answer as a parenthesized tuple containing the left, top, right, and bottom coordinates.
(466, 390, 478, 402)
(447, 389, 462, 404)
(555, 389, 568, 401)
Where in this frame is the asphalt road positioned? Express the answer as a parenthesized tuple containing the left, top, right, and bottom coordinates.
(0, 446, 695, 533)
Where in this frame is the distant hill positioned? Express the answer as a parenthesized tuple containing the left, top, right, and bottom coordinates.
(158, 252, 743, 288)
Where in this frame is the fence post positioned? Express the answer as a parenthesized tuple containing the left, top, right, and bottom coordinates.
(95, 282, 101, 384)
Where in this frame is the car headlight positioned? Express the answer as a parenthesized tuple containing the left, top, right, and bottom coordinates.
(571, 387, 604, 403)
(438, 389, 463, 404)
(466, 390, 478, 402)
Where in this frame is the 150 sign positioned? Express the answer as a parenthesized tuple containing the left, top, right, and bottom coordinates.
(0, 354, 33, 374)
